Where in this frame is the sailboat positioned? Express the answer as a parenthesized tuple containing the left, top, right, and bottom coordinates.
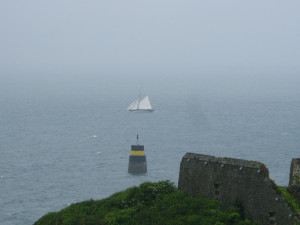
(127, 95, 153, 111)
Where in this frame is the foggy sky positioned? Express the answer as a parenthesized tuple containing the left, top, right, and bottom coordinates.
(1, 0, 300, 75)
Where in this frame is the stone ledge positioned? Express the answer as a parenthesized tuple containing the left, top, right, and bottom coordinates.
(184, 152, 269, 177)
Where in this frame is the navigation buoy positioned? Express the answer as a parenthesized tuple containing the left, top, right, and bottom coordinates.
(128, 135, 147, 173)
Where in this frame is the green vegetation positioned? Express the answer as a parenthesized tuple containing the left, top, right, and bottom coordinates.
(294, 175, 300, 185)
(276, 185, 300, 213)
(34, 181, 258, 225)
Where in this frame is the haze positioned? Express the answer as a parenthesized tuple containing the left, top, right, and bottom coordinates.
(1, 0, 300, 75)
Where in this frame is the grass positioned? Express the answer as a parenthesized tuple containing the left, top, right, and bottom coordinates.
(276, 185, 300, 213)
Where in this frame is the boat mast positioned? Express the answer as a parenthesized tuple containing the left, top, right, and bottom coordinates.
(137, 86, 141, 110)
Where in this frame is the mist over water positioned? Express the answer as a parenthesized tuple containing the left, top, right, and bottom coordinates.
(1, 0, 300, 224)
(0, 71, 300, 224)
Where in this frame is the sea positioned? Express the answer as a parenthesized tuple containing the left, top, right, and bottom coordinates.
(1, 71, 300, 225)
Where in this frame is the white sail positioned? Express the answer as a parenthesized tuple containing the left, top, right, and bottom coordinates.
(127, 98, 139, 110)
(138, 96, 153, 110)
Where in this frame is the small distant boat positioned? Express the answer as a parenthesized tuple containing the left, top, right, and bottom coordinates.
(127, 95, 153, 111)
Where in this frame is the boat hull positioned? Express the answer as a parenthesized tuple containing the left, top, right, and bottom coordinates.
(129, 109, 154, 112)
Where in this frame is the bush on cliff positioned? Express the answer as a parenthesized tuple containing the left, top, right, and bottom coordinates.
(34, 181, 259, 225)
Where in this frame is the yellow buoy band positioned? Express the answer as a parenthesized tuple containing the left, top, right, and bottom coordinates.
(131, 150, 145, 156)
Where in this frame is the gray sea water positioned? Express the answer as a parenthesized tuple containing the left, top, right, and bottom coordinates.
(1, 72, 300, 225)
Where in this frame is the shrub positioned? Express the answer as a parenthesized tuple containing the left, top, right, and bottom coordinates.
(34, 181, 258, 225)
